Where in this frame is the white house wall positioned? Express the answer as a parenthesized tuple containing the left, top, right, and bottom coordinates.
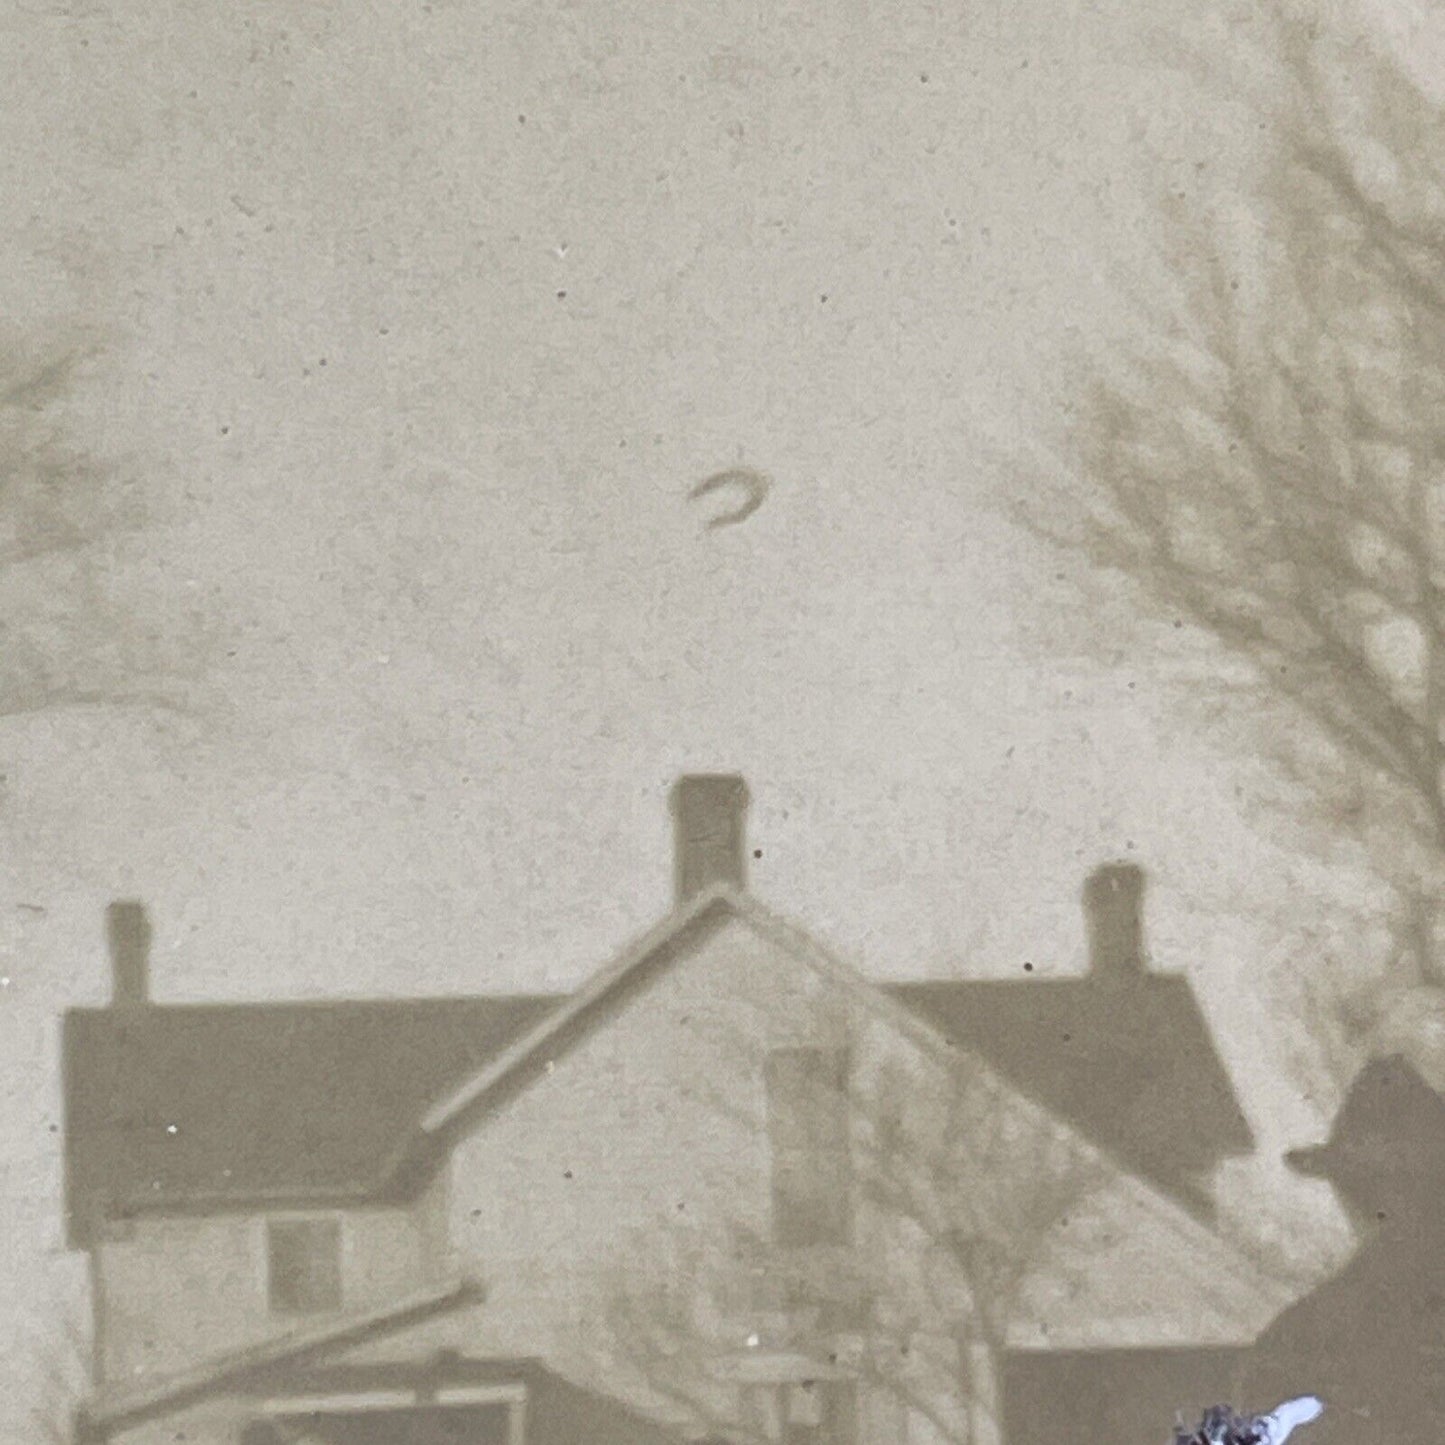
(443, 914, 826, 1365)
(94, 1198, 443, 1387)
(439, 909, 1288, 1380)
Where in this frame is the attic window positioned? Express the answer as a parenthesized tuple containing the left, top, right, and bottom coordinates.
(766, 1047, 852, 1247)
(266, 1217, 342, 1316)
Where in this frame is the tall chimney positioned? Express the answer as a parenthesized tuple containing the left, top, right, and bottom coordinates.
(107, 900, 151, 1008)
(1082, 863, 1146, 981)
(669, 774, 750, 905)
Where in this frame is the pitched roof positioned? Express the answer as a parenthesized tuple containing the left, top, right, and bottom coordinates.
(890, 973, 1253, 1210)
(397, 889, 1249, 1212)
(83, 1331, 691, 1445)
(63, 888, 1250, 1239)
(413, 889, 747, 1146)
(76, 1276, 484, 1441)
(407, 886, 951, 1156)
(63, 994, 559, 1244)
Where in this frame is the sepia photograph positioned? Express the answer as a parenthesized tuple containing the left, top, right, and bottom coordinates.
(2, 0, 1443, 1440)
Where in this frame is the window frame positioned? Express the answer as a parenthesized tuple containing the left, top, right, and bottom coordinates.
(764, 1045, 854, 1248)
(264, 1213, 344, 1318)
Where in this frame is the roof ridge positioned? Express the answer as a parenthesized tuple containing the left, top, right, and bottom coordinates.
(366, 888, 1270, 1307)
(403, 882, 974, 1151)
(412, 884, 748, 1142)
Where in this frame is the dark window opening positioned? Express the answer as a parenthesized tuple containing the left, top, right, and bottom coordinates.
(766, 1047, 852, 1246)
(266, 1216, 342, 1316)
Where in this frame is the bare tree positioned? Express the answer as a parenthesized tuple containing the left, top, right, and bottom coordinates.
(0, 330, 187, 722)
(1014, 2, 1445, 1071)
(1, 329, 198, 1441)
(596, 1000, 1113, 1445)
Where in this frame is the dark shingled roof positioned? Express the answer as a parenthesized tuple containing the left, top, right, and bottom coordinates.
(63, 956, 1250, 1244)
(62, 995, 560, 1245)
(889, 974, 1254, 1211)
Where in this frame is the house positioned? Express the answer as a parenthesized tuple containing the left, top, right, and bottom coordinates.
(63, 775, 1290, 1445)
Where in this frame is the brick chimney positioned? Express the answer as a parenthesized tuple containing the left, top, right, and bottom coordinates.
(1083, 862, 1146, 981)
(669, 774, 750, 905)
(107, 900, 151, 1007)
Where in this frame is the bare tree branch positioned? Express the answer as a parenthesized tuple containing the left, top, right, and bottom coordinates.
(595, 994, 1112, 1443)
(1014, 2, 1445, 1055)
(0, 332, 199, 725)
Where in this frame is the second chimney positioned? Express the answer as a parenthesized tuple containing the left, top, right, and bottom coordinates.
(1083, 862, 1146, 981)
(107, 900, 152, 1008)
(669, 774, 750, 905)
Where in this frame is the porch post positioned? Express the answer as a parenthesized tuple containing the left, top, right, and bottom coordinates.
(505, 1396, 527, 1445)
(966, 1337, 1003, 1445)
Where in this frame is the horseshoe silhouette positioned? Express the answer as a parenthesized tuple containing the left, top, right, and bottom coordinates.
(688, 468, 771, 530)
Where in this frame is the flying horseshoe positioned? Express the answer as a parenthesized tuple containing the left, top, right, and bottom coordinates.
(688, 468, 771, 530)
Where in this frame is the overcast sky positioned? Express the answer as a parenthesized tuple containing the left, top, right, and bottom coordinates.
(0, 0, 1413, 1430)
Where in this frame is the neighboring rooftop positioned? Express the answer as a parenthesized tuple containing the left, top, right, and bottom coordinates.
(894, 863, 1252, 1212)
(62, 783, 1252, 1244)
(892, 972, 1251, 1213)
(63, 993, 559, 1244)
